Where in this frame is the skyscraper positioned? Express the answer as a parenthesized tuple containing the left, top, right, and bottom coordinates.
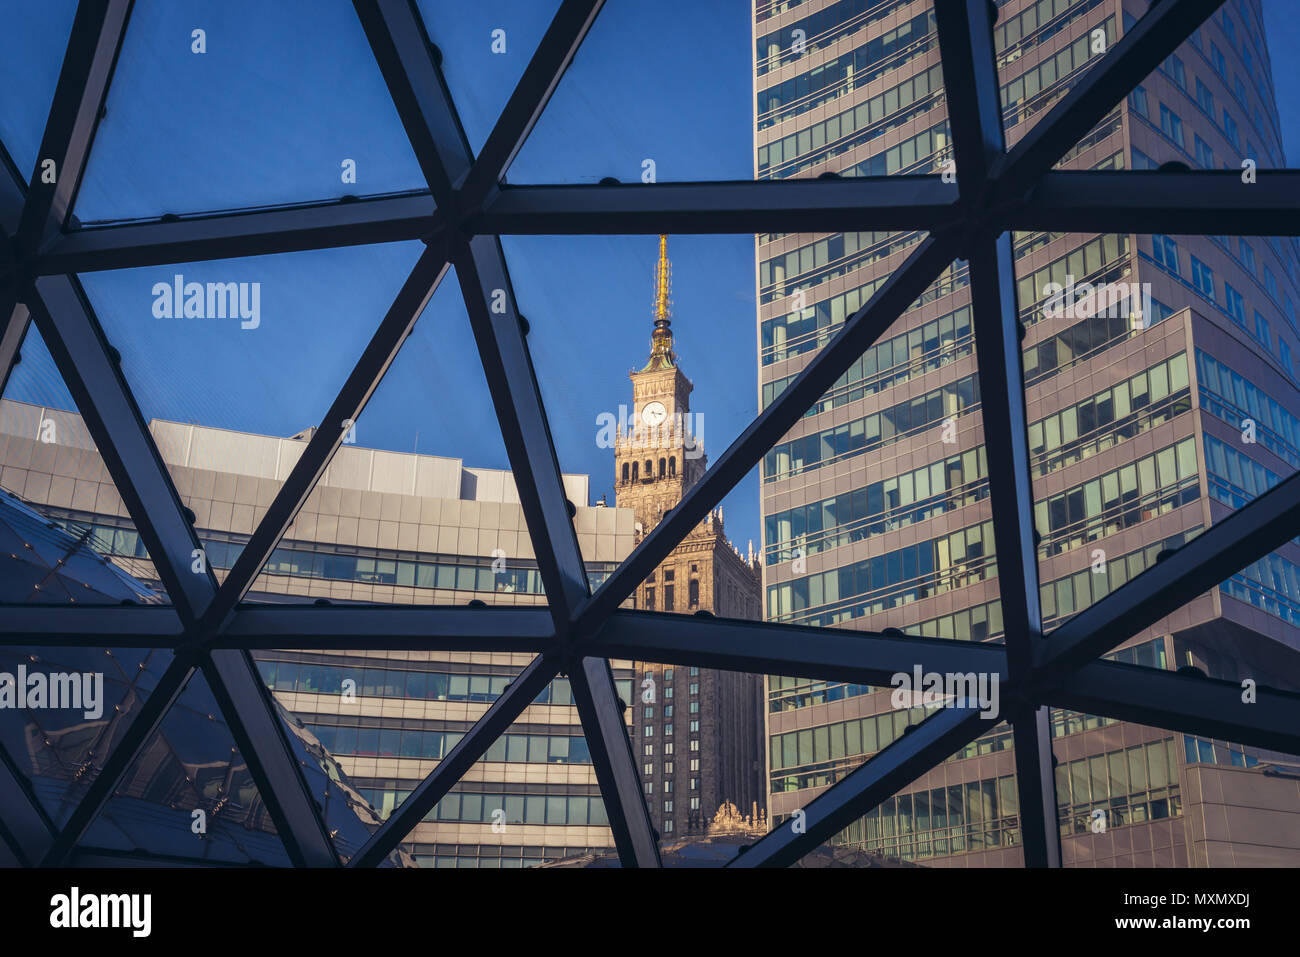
(616, 236, 766, 838)
(754, 0, 1300, 865)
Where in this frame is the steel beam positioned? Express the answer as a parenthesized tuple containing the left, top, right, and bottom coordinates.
(457, 234, 591, 629)
(201, 250, 451, 630)
(575, 231, 962, 633)
(349, 654, 560, 867)
(461, 0, 605, 200)
(16, 0, 131, 256)
(1008, 171, 1300, 235)
(471, 178, 956, 235)
(1036, 468, 1300, 686)
(1009, 706, 1061, 867)
(1049, 659, 1300, 757)
(204, 649, 338, 867)
(214, 604, 554, 651)
(964, 227, 1061, 865)
(933, 0, 1004, 204)
(36, 193, 436, 275)
(993, 0, 1226, 192)
(27, 275, 218, 624)
(0, 605, 182, 645)
(41, 654, 196, 866)
(728, 703, 996, 868)
(590, 610, 1007, 687)
(568, 655, 660, 866)
(353, 0, 472, 202)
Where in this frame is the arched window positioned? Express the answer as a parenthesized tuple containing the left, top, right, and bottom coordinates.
(621, 462, 629, 483)
(658, 457, 666, 477)
(644, 459, 652, 479)
(631, 461, 638, 482)
(669, 456, 676, 477)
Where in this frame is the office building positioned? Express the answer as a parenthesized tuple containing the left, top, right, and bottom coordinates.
(754, 0, 1300, 865)
(616, 236, 766, 838)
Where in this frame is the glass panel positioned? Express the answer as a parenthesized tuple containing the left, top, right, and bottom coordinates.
(1, 323, 161, 603)
(74, 0, 425, 223)
(0, 0, 78, 174)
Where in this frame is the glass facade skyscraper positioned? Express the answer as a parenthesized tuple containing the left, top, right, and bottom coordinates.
(755, 0, 1300, 865)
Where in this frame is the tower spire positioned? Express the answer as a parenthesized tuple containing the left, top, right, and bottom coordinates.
(644, 234, 676, 370)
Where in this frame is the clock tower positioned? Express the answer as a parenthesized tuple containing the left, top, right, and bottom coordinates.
(612, 236, 766, 842)
(614, 235, 706, 535)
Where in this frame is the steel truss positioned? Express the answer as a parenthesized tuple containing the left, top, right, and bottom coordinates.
(0, 0, 1297, 867)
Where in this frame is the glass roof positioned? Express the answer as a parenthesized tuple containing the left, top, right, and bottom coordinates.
(0, 0, 1298, 877)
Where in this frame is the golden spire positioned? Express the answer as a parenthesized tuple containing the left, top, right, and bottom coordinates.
(644, 234, 676, 370)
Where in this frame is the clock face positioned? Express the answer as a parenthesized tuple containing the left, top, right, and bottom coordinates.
(641, 401, 668, 426)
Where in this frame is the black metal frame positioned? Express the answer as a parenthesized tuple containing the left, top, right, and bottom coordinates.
(0, 0, 1297, 867)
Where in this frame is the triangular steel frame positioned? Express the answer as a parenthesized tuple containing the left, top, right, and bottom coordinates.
(0, 0, 1298, 868)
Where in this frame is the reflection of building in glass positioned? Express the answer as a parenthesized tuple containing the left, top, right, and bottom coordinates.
(0, 488, 407, 866)
(755, 0, 1300, 865)
(0, 396, 635, 867)
(614, 236, 766, 838)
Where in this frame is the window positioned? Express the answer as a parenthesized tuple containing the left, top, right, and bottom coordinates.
(690, 682, 699, 695)
(1264, 267, 1279, 302)
(688, 579, 699, 607)
(1191, 256, 1215, 299)
(1193, 135, 1214, 169)
(1211, 42, 1226, 78)
(1132, 146, 1158, 170)
(644, 586, 655, 610)
(663, 820, 674, 833)
(644, 744, 653, 756)
(1225, 284, 1246, 324)
(644, 705, 654, 718)
(1164, 54, 1185, 90)
(690, 720, 700, 733)
(690, 758, 700, 771)
(1158, 104, 1184, 148)
(664, 800, 673, 813)
(644, 762, 653, 775)
(663, 568, 675, 582)
(663, 667, 673, 681)
(1195, 77, 1214, 115)
(1223, 110, 1240, 150)
(690, 740, 700, 751)
(665, 723, 673, 736)
(664, 704, 673, 717)
(1239, 239, 1256, 275)
(1255, 312, 1271, 350)
(664, 761, 673, 774)
(664, 742, 674, 755)
(664, 584, 675, 610)
(644, 782, 653, 796)
(1154, 236, 1185, 276)
(689, 701, 700, 713)
(1128, 85, 1148, 118)
(664, 780, 673, 793)
(644, 726, 654, 737)
(1281, 340, 1293, 379)
(690, 778, 698, 790)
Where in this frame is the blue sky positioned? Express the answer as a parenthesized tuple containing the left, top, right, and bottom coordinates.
(2, 0, 1298, 565)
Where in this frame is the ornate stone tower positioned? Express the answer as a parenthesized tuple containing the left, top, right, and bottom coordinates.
(614, 235, 706, 536)
(614, 236, 765, 841)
